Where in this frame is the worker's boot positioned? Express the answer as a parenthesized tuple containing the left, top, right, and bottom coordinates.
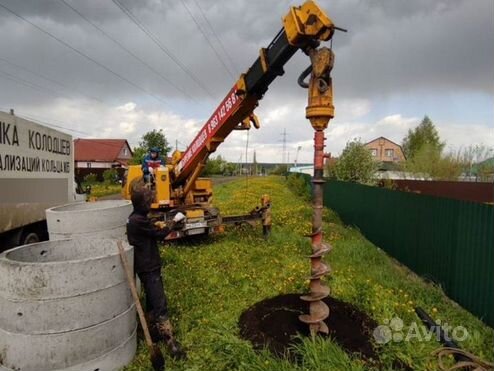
(144, 312, 160, 343)
(157, 318, 186, 360)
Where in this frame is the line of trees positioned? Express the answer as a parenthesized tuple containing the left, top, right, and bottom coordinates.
(327, 116, 493, 184)
(128, 121, 492, 184)
(402, 116, 492, 181)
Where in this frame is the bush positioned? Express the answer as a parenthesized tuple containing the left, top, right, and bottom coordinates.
(380, 178, 398, 190)
(334, 139, 377, 184)
(270, 164, 288, 175)
(102, 168, 119, 184)
(404, 143, 464, 180)
(201, 155, 233, 176)
(83, 173, 98, 185)
(286, 173, 311, 201)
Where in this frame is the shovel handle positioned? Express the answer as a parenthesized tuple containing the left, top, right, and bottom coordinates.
(117, 240, 154, 348)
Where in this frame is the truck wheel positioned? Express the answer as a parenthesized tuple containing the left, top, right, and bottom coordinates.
(20, 230, 40, 245)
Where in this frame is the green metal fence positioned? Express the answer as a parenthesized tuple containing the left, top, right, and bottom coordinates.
(301, 175, 493, 327)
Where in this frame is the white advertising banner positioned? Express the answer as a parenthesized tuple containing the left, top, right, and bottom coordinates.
(0, 111, 73, 204)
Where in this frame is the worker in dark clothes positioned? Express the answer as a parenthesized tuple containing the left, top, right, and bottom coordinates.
(127, 186, 186, 359)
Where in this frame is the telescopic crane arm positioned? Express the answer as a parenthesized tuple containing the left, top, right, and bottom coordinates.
(171, 0, 337, 199)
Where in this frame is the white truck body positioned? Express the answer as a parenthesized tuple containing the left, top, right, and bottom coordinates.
(0, 111, 85, 250)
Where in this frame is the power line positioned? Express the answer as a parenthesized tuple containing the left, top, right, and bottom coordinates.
(190, 0, 239, 76)
(3, 110, 92, 136)
(111, 0, 216, 99)
(19, 115, 89, 136)
(178, 0, 236, 80)
(0, 108, 89, 136)
(59, 0, 196, 103)
(3, 109, 140, 153)
(3, 108, 168, 159)
(0, 57, 105, 104)
(0, 1, 169, 107)
(0, 69, 66, 100)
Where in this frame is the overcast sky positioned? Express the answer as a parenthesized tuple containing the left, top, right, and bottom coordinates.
(0, 0, 492, 163)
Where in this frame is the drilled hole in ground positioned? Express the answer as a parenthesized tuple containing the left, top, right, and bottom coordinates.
(239, 293, 412, 371)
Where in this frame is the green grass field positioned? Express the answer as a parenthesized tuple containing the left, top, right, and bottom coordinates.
(124, 176, 493, 371)
(87, 183, 122, 198)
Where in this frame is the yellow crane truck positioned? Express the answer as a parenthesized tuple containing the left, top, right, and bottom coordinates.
(122, 0, 338, 240)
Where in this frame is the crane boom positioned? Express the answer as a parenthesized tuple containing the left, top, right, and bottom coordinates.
(121, 0, 338, 244)
(172, 0, 336, 196)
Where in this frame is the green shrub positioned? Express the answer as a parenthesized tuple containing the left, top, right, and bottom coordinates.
(103, 168, 119, 184)
(83, 172, 98, 185)
(286, 173, 311, 201)
(270, 164, 288, 175)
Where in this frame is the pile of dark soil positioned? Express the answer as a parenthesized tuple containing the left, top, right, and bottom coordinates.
(239, 293, 414, 370)
(239, 293, 378, 359)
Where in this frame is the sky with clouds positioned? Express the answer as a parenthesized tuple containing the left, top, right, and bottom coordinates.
(0, 0, 492, 163)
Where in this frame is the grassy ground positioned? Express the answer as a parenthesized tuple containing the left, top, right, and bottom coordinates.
(86, 183, 122, 198)
(124, 176, 493, 371)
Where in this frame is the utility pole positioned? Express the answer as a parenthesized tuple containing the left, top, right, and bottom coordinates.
(280, 128, 288, 166)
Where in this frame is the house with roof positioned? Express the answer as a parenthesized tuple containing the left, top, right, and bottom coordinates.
(74, 139, 133, 181)
(74, 139, 133, 169)
(364, 137, 405, 163)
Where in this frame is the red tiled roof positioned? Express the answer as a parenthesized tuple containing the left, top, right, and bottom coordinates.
(74, 139, 131, 162)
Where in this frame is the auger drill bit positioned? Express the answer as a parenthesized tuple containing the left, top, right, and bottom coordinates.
(298, 47, 335, 336)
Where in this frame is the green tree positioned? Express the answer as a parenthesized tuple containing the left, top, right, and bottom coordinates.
(130, 129, 171, 165)
(222, 162, 236, 176)
(404, 143, 464, 180)
(475, 158, 494, 182)
(83, 172, 98, 185)
(270, 164, 288, 175)
(460, 144, 493, 179)
(201, 155, 232, 176)
(286, 173, 311, 201)
(325, 157, 337, 179)
(402, 116, 445, 159)
(334, 139, 376, 184)
(102, 168, 119, 184)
